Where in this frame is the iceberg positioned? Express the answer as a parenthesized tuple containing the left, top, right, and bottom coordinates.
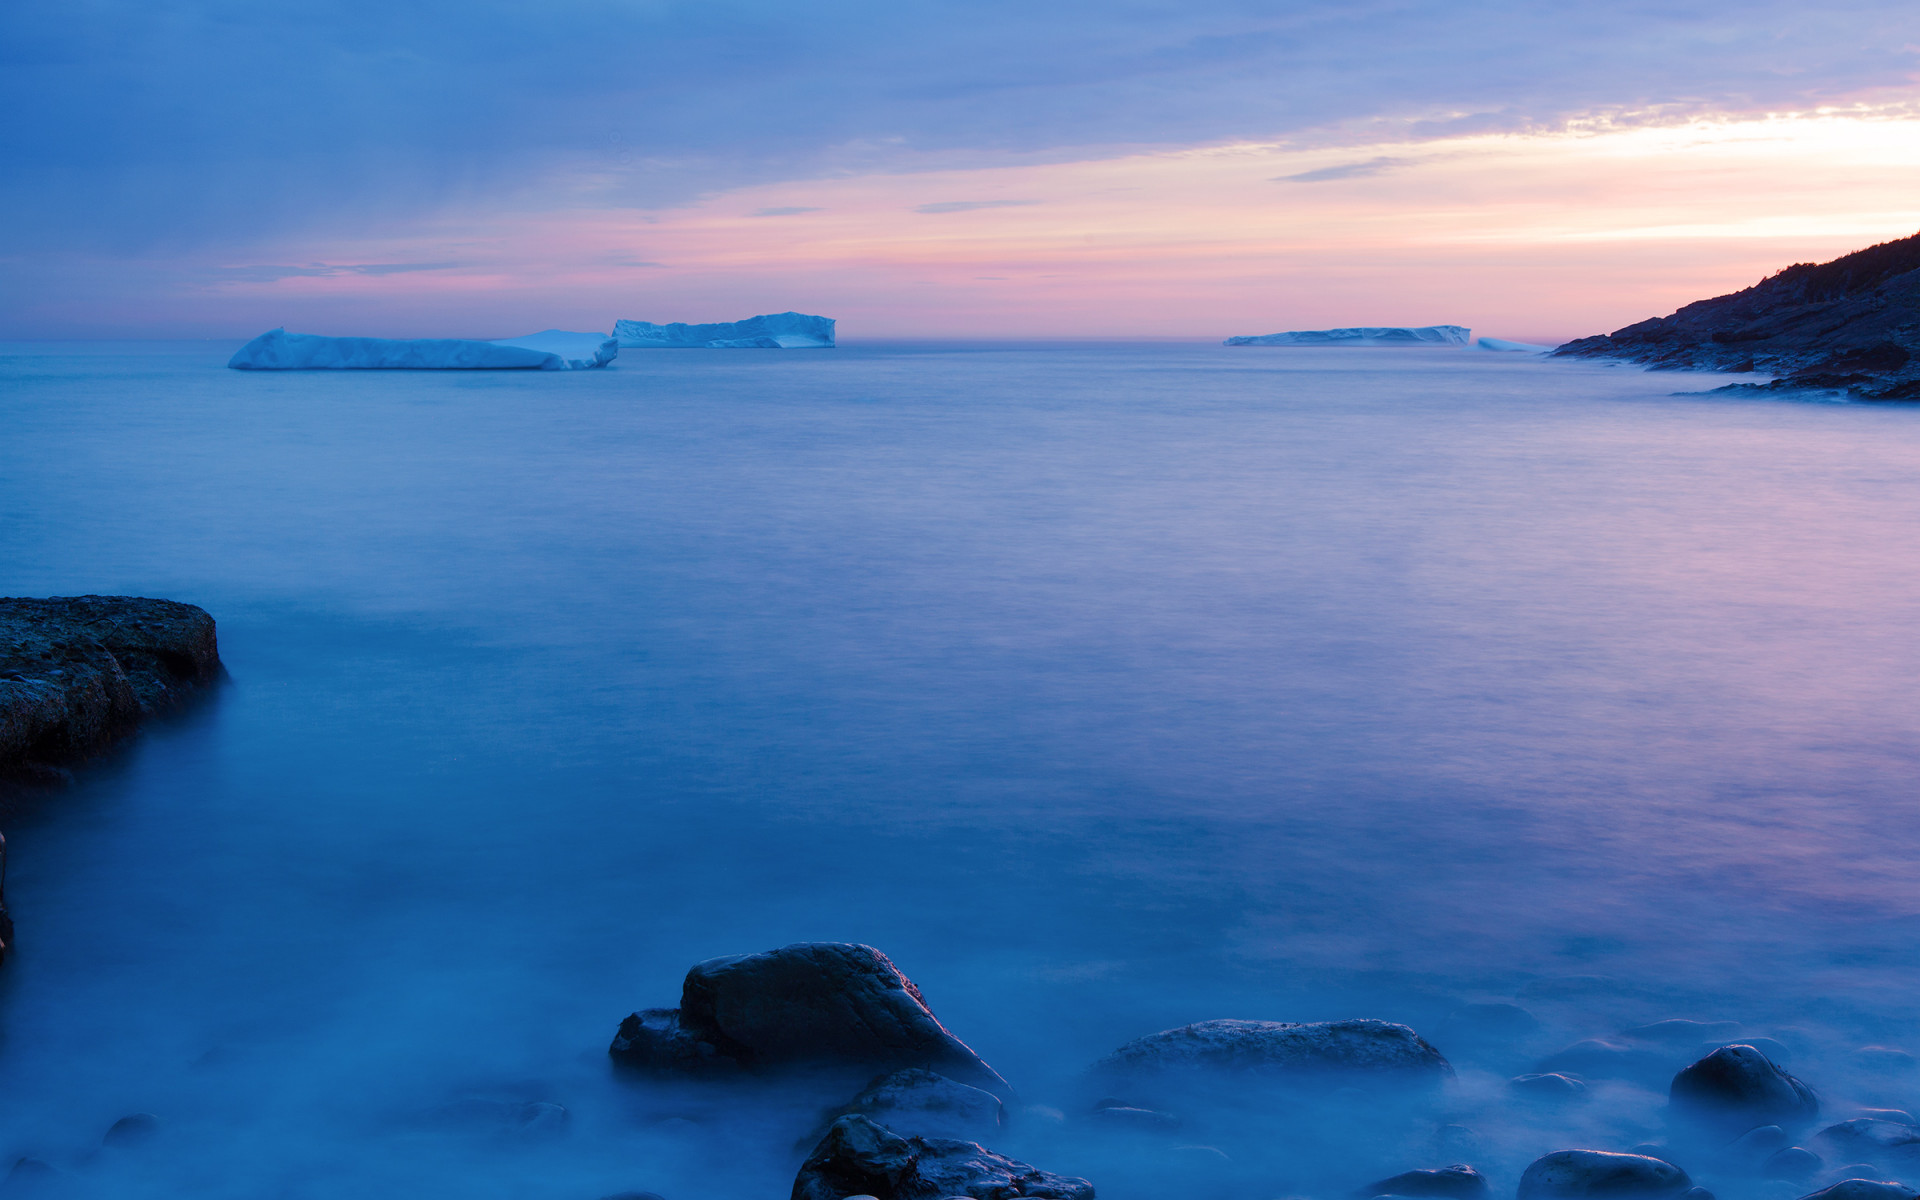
(1224, 325, 1470, 347)
(1477, 337, 1553, 353)
(613, 311, 835, 349)
(227, 328, 617, 370)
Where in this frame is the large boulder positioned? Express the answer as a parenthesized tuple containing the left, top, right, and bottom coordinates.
(1517, 1151, 1691, 1200)
(1, 596, 222, 777)
(792, 1114, 1093, 1200)
(1088, 1019, 1449, 1106)
(1670, 1046, 1818, 1135)
(610, 943, 1008, 1096)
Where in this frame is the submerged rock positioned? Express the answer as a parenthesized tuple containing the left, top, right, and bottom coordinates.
(837, 1069, 1004, 1142)
(1513, 1073, 1588, 1098)
(1089, 1100, 1181, 1133)
(1359, 1165, 1490, 1199)
(1794, 1182, 1920, 1200)
(1670, 1046, 1818, 1136)
(1814, 1120, 1920, 1166)
(1088, 1018, 1449, 1106)
(792, 1114, 1094, 1200)
(1765, 1148, 1823, 1180)
(1517, 1151, 1692, 1200)
(1, 596, 223, 780)
(102, 1113, 163, 1149)
(609, 942, 1008, 1096)
(1626, 1021, 1744, 1046)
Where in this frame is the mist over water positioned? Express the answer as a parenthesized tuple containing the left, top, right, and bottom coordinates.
(3, 341, 1920, 1199)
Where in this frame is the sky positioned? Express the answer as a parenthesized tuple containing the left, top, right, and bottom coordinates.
(4, 0, 1920, 340)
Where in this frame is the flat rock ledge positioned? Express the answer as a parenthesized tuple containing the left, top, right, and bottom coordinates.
(1, 596, 223, 781)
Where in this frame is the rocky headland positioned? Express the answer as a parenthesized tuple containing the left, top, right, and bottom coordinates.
(1554, 231, 1920, 398)
(0, 595, 223, 783)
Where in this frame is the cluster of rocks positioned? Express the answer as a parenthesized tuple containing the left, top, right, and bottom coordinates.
(1553, 230, 1920, 399)
(606, 942, 1920, 1200)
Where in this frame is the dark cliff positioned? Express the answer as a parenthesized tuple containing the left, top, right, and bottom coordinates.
(1554, 231, 1920, 399)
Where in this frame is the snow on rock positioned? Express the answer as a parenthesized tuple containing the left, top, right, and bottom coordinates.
(613, 311, 835, 348)
(227, 328, 616, 370)
(1224, 325, 1470, 347)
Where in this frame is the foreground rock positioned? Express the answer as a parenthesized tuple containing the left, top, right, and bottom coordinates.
(1796, 1182, 1920, 1200)
(1670, 1045, 1818, 1136)
(833, 1068, 1004, 1142)
(1517, 1151, 1691, 1200)
(1224, 325, 1470, 347)
(609, 942, 1009, 1096)
(1088, 1018, 1450, 1107)
(613, 312, 835, 349)
(792, 1114, 1093, 1200)
(1554, 231, 1920, 399)
(1360, 1164, 1490, 1199)
(1, 596, 222, 780)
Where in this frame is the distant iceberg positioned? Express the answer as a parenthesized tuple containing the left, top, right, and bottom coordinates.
(1477, 337, 1553, 353)
(613, 311, 835, 349)
(1224, 325, 1470, 347)
(227, 328, 617, 370)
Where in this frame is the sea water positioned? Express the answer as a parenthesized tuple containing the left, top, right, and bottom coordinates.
(1, 340, 1918, 1199)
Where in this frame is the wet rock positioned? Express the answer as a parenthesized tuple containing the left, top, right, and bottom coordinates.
(840, 1070, 1004, 1142)
(1089, 1100, 1180, 1133)
(1088, 1018, 1449, 1106)
(1517, 1151, 1692, 1200)
(1730, 1128, 1793, 1164)
(1670, 1046, 1819, 1135)
(1794, 1182, 1920, 1200)
(610, 943, 1007, 1097)
(1, 596, 223, 778)
(792, 1114, 1094, 1200)
(1814, 1120, 1920, 1167)
(1359, 1165, 1490, 1199)
(1540, 1040, 1672, 1083)
(1627, 1022, 1744, 1045)
(102, 1113, 162, 1148)
(1513, 1073, 1588, 1097)
(1765, 1149, 1824, 1181)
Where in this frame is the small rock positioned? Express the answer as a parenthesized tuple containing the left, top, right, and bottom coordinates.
(1765, 1149, 1824, 1181)
(792, 1114, 1093, 1200)
(1670, 1046, 1819, 1135)
(610, 943, 1007, 1097)
(1517, 1151, 1692, 1200)
(1794, 1182, 1920, 1200)
(0, 1159, 61, 1196)
(1513, 1073, 1588, 1097)
(1814, 1120, 1920, 1166)
(102, 1113, 162, 1148)
(1359, 1165, 1490, 1199)
(1730, 1128, 1793, 1163)
(1856, 1112, 1919, 1127)
(840, 1070, 1004, 1142)
(1089, 1100, 1180, 1133)
(1087, 1018, 1450, 1106)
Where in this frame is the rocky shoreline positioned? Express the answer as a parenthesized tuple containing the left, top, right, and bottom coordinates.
(604, 942, 1920, 1200)
(1553, 232, 1920, 399)
(0, 595, 223, 785)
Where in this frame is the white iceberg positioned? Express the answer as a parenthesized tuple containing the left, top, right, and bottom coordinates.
(227, 328, 617, 370)
(1224, 325, 1470, 347)
(613, 311, 835, 349)
(1476, 337, 1553, 353)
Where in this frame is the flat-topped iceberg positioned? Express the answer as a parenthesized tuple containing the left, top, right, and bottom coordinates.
(1225, 325, 1470, 347)
(227, 328, 617, 370)
(613, 311, 834, 349)
(1477, 337, 1553, 353)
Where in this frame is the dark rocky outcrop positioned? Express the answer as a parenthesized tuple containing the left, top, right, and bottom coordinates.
(792, 1114, 1093, 1200)
(1360, 1164, 1490, 1199)
(1087, 1018, 1449, 1107)
(1, 596, 222, 780)
(1517, 1151, 1692, 1200)
(609, 942, 1009, 1097)
(1554, 231, 1920, 398)
(831, 1068, 1005, 1142)
(1669, 1046, 1818, 1136)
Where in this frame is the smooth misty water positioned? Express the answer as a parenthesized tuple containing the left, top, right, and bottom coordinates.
(2, 341, 1920, 1200)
